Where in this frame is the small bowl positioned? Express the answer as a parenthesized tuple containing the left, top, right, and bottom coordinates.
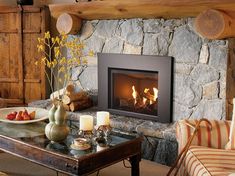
(73, 138, 88, 147)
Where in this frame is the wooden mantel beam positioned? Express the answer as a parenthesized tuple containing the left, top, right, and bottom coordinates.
(49, 0, 235, 19)
(195, 9, 235, 39)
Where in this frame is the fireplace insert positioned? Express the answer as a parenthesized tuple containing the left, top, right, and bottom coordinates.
(98, 53, 173, 123)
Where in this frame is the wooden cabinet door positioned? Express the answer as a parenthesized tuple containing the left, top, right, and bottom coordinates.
(0, 6, 49, 105)
(23, 7, 47, 104)
(0, 11, 24, 105)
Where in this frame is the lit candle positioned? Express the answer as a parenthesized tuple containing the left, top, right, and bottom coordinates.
(79, 115, 93, 131)
(96, 111, 110, 127)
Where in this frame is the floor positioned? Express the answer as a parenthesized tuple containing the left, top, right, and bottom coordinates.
(0, 153, 170, 176)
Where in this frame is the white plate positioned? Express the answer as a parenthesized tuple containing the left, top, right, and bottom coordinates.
(0, 107, 48, 124)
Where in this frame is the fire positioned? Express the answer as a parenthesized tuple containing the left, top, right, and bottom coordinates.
(153, 87, 158, 101)
(143, 97, 147, 105)
(131, 85, 158, 107)
(132, 86, 137, 105)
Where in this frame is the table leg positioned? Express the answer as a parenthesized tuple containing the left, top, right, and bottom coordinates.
(130, 154, 141, 176)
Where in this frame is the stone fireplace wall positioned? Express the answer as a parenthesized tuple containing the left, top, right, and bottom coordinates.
(71, 18, 228, 122)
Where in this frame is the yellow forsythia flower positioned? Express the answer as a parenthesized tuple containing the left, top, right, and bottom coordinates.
(44, 31, 50, 39)
(82, 58, 88, 64)
(59, 66, 65, 73)
(37, 44, 43, 52)
(59, 57, 66, 65)
(54, 47, 61, 57)
(88, 50, 94, 56)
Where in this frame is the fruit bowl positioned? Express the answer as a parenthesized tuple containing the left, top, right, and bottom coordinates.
(0, 107, 48, 124)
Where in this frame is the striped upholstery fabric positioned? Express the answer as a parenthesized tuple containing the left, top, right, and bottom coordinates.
(176, 120, 231, 153)
(184, 146, 235, 176)
(225, 98, 235, 150)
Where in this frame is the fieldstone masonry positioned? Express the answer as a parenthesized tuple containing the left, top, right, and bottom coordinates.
(30, 18, 229, 166)
(72, 18, 228, 121)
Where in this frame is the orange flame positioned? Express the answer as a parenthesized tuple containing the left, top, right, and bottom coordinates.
(132, 86, 137, 105)
(143, 97, 147, 105)
(153, 87, 158, 101)
(144, 88, 149, 94)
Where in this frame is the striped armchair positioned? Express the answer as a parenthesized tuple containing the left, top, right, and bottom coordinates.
(176, 119, 235, 176)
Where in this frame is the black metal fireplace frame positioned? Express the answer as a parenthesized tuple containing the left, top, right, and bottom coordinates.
(98, 53, 173, 123)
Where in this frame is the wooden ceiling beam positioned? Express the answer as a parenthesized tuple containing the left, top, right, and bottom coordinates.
(49, 0, 235, 19)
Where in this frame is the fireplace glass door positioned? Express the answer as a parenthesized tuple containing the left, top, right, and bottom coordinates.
(109, 68, 159, 116)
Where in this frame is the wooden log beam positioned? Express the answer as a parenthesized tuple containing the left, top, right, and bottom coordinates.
(49, 0, 235, 20)
(56, 13, 82, 34)
(195, 9, 235, 39)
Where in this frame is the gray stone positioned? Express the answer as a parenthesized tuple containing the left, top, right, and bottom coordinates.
(120, 19, 143, 46)
(162, 124, 177, 141)
(174, 74, 202, 107)
(168, 26, 201, 64)
(84, 34, 105, 53)
(203, 81, 219, 99)
(123, 43, 142, 54)
(163, 19, 185, 31)
(143, 31, 170, 55)
(209, 42, 228, 71)
(173, 102, 193, 121)
(71, 67, 83, 81)
(86, 56, 97, 66)
(143, 34, 159, 55)
(174, 63, 193, 75)
(80, 21, 94, 41)
(110, 116, 144, 132)
(219, 71, 226, 99)
(158, 31, 171, 55)
(28, 99, 52, 110)
(187, 18, 196, 33)
(154, 139, 178, 166)
(199, 44, 209, 64)
(90, 20, 99, 26)
(79, 66, 98, 90)
(143, 19, 162, 33)
(136, 121, 170, 139)
(190, 99, 223, 119)
(190, 64, 219, 85)
(141, 137, 158, 160)
(102, 37, 124, 53)
(93, 20, 119, 38)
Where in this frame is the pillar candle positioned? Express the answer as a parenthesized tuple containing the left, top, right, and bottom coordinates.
(79, 115, 93, 131)
(96, 111, 110, 127)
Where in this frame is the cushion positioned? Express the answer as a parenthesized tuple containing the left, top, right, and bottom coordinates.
(225, 98, 235, 150)
(176, 119, 231, 152)
(184, 146, 235, 176)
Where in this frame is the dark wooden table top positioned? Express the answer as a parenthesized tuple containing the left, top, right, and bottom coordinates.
(0, 122, 142, 176)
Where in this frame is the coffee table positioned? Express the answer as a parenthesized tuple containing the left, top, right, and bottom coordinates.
(0, 122, 142, 176)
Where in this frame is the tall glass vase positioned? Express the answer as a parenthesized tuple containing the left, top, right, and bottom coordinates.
(45, 101, 69, 143)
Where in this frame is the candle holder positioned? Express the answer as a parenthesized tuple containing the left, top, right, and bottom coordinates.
(78, 130, 93, 142)
(95, 125, 112, 144)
